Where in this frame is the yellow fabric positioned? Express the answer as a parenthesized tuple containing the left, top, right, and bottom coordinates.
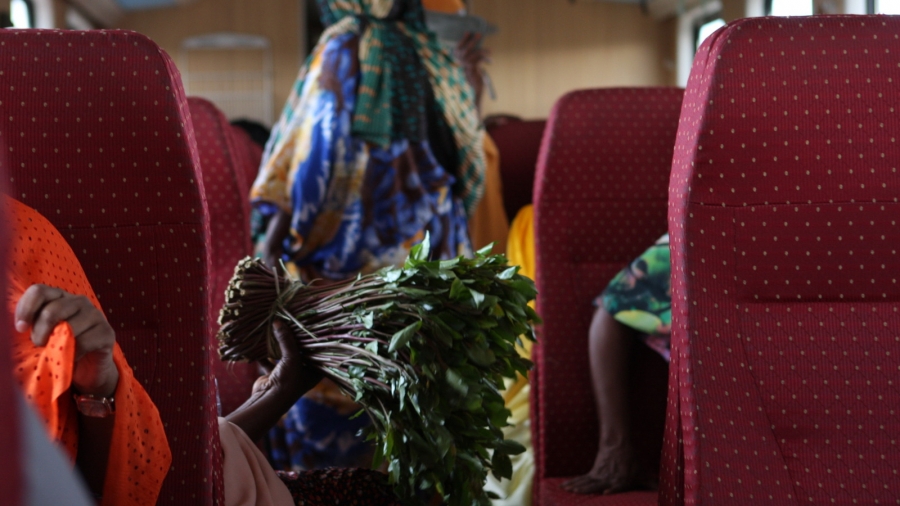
(484, 204, 534, 506)
(468, 133, 509, 255)
(422, 0, 465, 13)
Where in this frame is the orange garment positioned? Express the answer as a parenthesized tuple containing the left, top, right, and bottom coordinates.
(469, 133, 509, 254)
(5, 196, 171, 506)
(422, 0, 465, 14)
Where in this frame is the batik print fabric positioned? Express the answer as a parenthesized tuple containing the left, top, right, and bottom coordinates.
(596, 234, 672, 362)
(251, 31, 471, 280)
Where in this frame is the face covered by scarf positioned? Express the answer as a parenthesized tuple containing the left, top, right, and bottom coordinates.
(267, 0, 485, 215)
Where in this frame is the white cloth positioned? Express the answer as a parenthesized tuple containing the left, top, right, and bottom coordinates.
(219, 418, 294, 506)
(19, 392, 93, 506)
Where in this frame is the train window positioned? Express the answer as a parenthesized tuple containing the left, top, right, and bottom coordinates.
(66, 8, 94, 30)
(10, 0, 34, 28)
(696, 17, 726, 51)
(180, 34, 275, 126)
(766, 0, 814, 15)
(677, 0, 722, 87)
(874, 0, 900, 13)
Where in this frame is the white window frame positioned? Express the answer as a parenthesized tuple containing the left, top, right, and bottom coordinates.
(31, 0, 54, 28)
(676, 0, 723, 88)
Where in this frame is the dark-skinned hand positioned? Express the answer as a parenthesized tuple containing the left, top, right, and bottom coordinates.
(226, 320, 323, 441)
(15, 284, 119, 398)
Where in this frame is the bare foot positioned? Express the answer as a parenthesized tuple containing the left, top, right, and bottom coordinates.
(561, 443, 644, 495)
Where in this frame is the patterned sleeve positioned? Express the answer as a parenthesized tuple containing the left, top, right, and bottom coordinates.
(252, 25, 363, 217)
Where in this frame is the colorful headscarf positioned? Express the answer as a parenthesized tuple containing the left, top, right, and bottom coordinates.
(264, 0, 485, 214)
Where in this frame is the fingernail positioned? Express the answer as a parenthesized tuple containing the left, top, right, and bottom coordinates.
(15, 320, 28, 333)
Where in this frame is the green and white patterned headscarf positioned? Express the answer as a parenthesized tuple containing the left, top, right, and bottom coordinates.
(265, 0, 485, 215)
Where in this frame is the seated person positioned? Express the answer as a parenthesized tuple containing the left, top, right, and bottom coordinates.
(6, 195, 171, 505)
(6, 194, 398, 506)
(562, 234, 671, 495)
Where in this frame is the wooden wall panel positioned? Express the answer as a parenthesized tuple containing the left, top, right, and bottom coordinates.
(114, 0, 303, 125)
(472, 0, 676, 119)
(116, 0, 677, 123)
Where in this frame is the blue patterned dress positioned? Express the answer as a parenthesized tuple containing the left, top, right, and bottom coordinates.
(252, 32, 472, 281)
(252, 31, 475, 472)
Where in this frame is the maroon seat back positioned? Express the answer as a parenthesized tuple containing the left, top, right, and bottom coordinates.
(229, 125, 264, 194)
(188, 96, 257, 416)
(664, 16, 900, 505)
(487, 119, 547, 221)
(0, 154, 21, 506)
(532, 87, 683, 505)
(0, 30, 221, 504)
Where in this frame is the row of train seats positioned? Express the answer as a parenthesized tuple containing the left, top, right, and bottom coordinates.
(2, 15, 899, 506)
(187, 96, 261, 417)
(0, 29, 261, 504)
(532, 87, 681, 506)
(532, 15, 900, 506)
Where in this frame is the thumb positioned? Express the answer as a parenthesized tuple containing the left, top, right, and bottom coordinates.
(272, 319, 301, 363)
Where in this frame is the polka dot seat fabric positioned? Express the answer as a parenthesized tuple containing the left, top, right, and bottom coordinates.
(532, 87, 683, 505)
(663, 17, 900, 505)
(0, 159, 21, 506)
(187, 96, 258, 417)
(228, 125, 264, 195)
(486, 118, 547, 221)
(0, 30, 221, 504)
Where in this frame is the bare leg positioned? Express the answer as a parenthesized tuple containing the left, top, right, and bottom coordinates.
(561, 308, 643, 495)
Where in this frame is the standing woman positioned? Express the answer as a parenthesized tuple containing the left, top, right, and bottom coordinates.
(253, 0, 485, 282)
(251, 0, 487, 471)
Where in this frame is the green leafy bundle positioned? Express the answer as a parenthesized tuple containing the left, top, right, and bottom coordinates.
(217, 242, 539, 506)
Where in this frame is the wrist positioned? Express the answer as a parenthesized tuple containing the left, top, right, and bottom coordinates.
(73, 365, 119, 398)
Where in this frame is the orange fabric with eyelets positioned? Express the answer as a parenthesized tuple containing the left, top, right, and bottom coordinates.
(5, 196, 172, 506)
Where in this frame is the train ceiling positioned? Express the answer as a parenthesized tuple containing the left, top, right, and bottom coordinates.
(70, 0, 196, 26)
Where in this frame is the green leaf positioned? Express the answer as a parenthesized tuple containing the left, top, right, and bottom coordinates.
(383, 268, 402, 283)
(491, 451, 513, 480)
(467, 345, 496, 366)
(388, 459, 401, 484)
(372, 446, 385, 470)
(385, 429, 395, 458)
(411, 233, 431, 261)
(476, 242, 495, 257)
(469, 288, 486, 308)
(449, 278, 468, 301)
(439, 257, 460, 270)
(494, 439, 527, 456)
(398, 286, 434, 298)
(464, 391, 483, 411)
(389, 321, 421, 352)
(445, 368, 468, 396)
(497, 265, 519, 280)
(365, 339, 379, 354)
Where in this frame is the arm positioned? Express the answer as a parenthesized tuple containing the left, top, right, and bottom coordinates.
(15, 284, 119, 497)
(456, 32, 490, 113)
(262, 208, 292, 272)
(226, 320, 323, 442)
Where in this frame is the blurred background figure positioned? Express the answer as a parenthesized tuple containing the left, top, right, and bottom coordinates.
(250, 0, 489, 474)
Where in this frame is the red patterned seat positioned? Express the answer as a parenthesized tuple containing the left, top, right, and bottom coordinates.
(663, 16, 900, 505)
(486, 119, 547, 221)
(228, 124, 264, 195)
(188, 96, 257, 416)
(532, 87, 683, 506)
(0, 161, 22, 506)
(0, 30, 221, 504)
